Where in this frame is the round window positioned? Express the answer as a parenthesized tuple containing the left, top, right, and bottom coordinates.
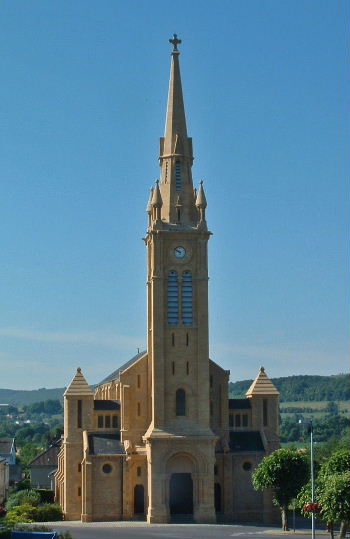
(242, 461, 252, 471)
(102, 463, 112, 474)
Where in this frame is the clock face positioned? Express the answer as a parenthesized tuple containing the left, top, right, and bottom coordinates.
(174, 246, 186, 259)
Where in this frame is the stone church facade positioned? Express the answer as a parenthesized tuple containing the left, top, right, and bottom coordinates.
(55, 36, 280, 524)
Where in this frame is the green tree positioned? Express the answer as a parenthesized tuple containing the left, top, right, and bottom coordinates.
(319, 472, 350, 538)
(252, 448, 309, 530)
(17, 443, 42, 468)
(297, 449, 350, 538)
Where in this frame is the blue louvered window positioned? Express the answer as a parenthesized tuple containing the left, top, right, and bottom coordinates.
(167, 271, 179, 324)
(175, 161, 182, 191)
(182, 271, 193, 325)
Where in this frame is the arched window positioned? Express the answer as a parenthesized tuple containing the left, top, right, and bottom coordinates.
(167, 271, 179, 324)
(182, 271, 193, 325)
(176, 389, 186, 416)
(175, 161, 182, 191)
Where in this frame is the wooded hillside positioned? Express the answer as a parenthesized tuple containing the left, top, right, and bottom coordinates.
(229, 373, 349, 402)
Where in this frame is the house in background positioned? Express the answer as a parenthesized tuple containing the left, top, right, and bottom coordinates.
(29, 441, 61, 489)
(0, 438, 21, 485)
(0, 458, 9, 503)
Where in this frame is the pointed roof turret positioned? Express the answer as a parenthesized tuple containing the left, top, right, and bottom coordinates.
(196, 180, 207, 209)
(245, 366, 279, 397)
(146, 187, 154, 214)
(64, 367, 93, 397)
(152, 180, 163, 207)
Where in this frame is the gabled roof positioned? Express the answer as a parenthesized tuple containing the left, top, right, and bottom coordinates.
(0, 438, 15, 454)
(29, 442, 61, 467)
(88, 433, 125, 455)
(97, 351, 147, 386)
(64, 367, 94, 397)
(229, 431, 264, 453)
(229, 398, 251, 410)
(246, 366, 279, 397)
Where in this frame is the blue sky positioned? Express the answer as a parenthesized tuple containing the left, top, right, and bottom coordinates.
(0, 1, 348, 389)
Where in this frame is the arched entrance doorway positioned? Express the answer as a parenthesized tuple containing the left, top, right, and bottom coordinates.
(169, 473, 193, 514)
(166, 453, 195, 517)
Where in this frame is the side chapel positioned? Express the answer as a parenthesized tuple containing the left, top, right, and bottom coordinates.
(55, 36, 280, 524)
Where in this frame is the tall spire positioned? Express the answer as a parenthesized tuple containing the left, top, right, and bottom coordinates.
(158, 34, 197, 225)
(163, 35, 190, 157)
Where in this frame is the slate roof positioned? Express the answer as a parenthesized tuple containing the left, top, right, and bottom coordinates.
(98, 350, 147, 386)
(29, 442, 61, 467)
(0, 438, 15, 454)
(94, 400, 120, 411)
(229, 431, 264, 453)
(229, 398, 251, 410)
(88, 433, 125, 455)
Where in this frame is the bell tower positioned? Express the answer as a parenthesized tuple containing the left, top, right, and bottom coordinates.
(143, 35, 216, 524)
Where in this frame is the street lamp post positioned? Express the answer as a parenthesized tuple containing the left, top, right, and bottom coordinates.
(299, 419, 315, 539)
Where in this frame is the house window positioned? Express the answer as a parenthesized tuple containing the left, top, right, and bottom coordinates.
(176, 389, 186, 416)
(105, 415, 111, 428)
(167, 271, 179, 324)
(229, 414, 234, 427)
(235, 414, 241, 427)
(98, 415, 103, 428)
(242, 413, 248, 427)
(112, 415, 119, 428)
(182, 271, 193, 325)
(175, 160, 182, 191)
(77, 400, 82, 429)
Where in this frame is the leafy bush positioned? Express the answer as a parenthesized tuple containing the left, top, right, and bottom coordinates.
(16, 478, 31, 491)
(5, 489, 41, 511)
(34, 489, 55, 503)
(36, 503, 63, 522)
(3, 503, 38, 527)
(14, 524, 53, 531)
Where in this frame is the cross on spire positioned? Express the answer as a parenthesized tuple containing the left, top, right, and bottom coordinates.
(169, 33, 181, 52)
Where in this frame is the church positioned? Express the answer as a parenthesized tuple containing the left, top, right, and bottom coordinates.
(55, 36, 280, 524)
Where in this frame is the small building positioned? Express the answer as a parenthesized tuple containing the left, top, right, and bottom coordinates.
(0, 458, 9, 504)
(0, 437, 21, 484)
(0, 438, 16, 465)
(29, 442, 61, 489)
